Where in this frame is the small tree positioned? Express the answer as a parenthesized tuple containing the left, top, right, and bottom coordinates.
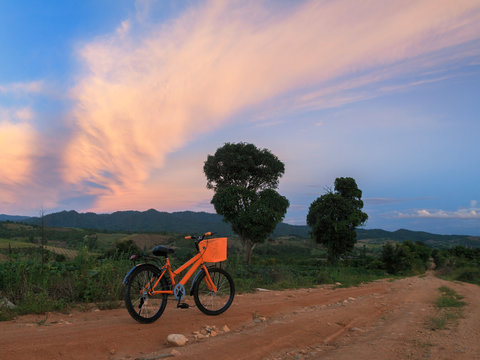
(204, 143, 289, 264)
(307, 177, 368, 264)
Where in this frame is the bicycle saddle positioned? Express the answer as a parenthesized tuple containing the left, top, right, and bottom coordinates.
(152, 245, 175, 257)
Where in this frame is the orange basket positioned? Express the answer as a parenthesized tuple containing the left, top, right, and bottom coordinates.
(198, 237, 227, 263)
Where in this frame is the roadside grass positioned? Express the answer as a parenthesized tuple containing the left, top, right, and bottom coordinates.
(0, 251, 132, 321)
(436, 266, 480, 286)
(435, 286, 466, 307)
(227, 261, 386, 293)
(429, 286, 466, 330)
(0, 234, 393, 320)
(1, 252, 389, 320)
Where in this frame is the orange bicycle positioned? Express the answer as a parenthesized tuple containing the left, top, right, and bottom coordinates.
(123, 232, 235, 323)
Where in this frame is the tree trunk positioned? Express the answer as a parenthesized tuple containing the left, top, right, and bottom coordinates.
(242, 238, 254, 265)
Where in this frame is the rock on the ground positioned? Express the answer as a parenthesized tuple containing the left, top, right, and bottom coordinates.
(0, 298, 16, 309)
(194, 333, 208, 340)
(167, 334, 188, 347)
(222, 325, 230, 333)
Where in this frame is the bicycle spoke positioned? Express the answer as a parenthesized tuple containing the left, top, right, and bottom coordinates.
(125, 265, 169, 323)
(194, 268, 234, 315)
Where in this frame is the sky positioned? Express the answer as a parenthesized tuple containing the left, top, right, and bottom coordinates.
(0, 0, 479, 235)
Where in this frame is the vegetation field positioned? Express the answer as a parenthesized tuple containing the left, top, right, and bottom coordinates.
(0, 219, 479, 322)
(0, 238, 35, 249)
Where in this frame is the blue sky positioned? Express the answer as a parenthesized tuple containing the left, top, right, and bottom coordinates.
(0, 0, 479, 235)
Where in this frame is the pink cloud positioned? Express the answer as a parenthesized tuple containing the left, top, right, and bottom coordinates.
(0, 121, 35, 186)
(62, 0, 480, 211)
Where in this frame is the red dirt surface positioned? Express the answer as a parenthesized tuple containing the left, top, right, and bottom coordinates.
(1, 272, 479, 360)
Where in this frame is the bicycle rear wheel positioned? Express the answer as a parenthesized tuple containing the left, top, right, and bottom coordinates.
(193, 267, 235, 315)
(124, 264, 169, 323)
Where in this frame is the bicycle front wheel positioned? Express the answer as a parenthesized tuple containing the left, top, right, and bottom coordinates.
(193, 267, 235, 316)
(124, 264, 169, 323)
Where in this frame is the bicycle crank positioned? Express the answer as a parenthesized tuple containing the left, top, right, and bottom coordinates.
(173, 284, 186, 300)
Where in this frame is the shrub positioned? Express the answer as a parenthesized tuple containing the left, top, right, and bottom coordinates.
(381, 241, 431, 275)
(453, 267, 480, 285)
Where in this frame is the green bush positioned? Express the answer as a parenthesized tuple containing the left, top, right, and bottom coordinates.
(434, 246, 480, 285)
(381, 241, 431, 275)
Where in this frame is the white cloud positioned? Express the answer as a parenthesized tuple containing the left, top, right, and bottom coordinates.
(395, 206, 480, 219)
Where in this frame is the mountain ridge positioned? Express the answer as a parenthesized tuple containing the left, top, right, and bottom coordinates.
(2, 209, 479, 248)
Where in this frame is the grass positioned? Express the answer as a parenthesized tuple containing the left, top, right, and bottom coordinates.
(0, 249, 133, 320)
(437, 266, 480, 286)
(435, 286, 466, 308)
(227, 261, 386, 293)
(429, 286, 466, 330)
(0, 230, 393, 320)
(0, 251, 389, 320)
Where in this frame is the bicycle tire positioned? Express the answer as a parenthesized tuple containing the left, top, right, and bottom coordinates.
(193, 267, 235, 316)
(124, 264, 169, 323)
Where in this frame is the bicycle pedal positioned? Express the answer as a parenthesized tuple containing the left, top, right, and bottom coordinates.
(177, 303, 189, 309)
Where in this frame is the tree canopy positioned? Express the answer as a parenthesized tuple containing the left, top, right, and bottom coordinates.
(307, 177, 368, 263)
(204, 143, 289, 264)
(204, 142, 285, 192)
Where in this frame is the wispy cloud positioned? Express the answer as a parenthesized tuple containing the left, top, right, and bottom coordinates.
(0, 106, 36, 123)
(365, 197, 434, 205)
(59, 0, 480, 210)
(0, 81, 44, 95)
(395, 204, 480, 219)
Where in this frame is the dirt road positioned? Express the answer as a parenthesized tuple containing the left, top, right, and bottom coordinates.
(1, 272, 479, 360)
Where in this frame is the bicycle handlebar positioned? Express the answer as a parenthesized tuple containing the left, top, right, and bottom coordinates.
(185, 232, 215, 253)
(184, 232, 215, 241)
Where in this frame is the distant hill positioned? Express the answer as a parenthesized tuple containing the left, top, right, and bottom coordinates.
(0, 214, 30, 222)
(356, 228, 480, 249)
(26, 209, 233, 235)
(12, 209, 480, 248)
(24, 209, 311, 237)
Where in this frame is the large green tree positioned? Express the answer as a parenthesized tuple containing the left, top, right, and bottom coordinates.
(307, 177, 368, 264)
(204, 143, 289, 264)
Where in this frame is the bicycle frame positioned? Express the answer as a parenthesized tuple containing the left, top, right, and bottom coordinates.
(146, 251, 217, 296)
(124, 232, 234, 323)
